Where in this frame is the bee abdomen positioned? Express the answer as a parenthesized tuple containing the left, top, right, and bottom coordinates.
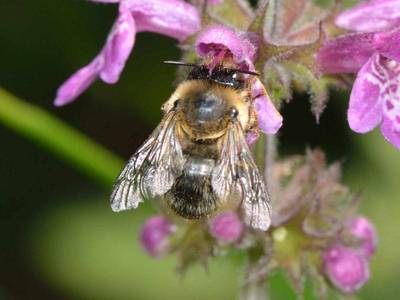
(165, 158, 217, 219)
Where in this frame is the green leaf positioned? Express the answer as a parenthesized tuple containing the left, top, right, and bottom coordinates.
(0, 87, 124, 187)
(206, 0, 254, 29)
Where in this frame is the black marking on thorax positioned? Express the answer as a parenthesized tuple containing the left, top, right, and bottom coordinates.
(187, 66, 245, 89)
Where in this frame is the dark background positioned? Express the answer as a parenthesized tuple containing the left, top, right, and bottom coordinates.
(1, 1, 399, 299)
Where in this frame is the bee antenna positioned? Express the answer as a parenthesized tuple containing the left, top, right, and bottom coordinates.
(163, 61, 200, 68)
(233, 69, 260, 76)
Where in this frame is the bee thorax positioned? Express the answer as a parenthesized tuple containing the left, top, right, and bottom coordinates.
(192, 93, 225, 122)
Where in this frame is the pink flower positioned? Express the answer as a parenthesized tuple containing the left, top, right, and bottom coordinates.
(55, 0, 200, 106)
(323, 245, 370, 293)
(209, 212, 244, 242)
(196, 25, 258, 71)
(195, 25, 283, 136)
(251, 79, 283, 135)
(350, 216, 377, 259)
(139, 215, 176, 258)
(336, 0, 400, 33)
(317, 4, 400, 149)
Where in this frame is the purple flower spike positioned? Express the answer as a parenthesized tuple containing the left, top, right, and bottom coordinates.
(139, 215, 176, 258)
(336, 0, 400, 32)
(196, 25, 258, 70)
(350, 216, 377, 259)
(348, 54, 400, 149)
(209, 212, 244, 243)
(54, 8, 135, 106)
(323, 245, 370, 293)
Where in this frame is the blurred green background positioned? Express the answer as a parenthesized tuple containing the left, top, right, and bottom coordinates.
(1, 1, 399, 299)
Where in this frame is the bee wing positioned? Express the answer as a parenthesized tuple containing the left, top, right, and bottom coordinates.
(110, 110, 185, 212)
(212, 122, 271, 231)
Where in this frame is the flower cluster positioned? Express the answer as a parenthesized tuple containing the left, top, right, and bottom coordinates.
(55, 0, 400, 151)
(53, 1, 388, 298)
(318, 0, 400, 149)
(139, 150, 377, 296)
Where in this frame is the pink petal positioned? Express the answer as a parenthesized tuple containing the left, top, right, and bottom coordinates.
(348, 54, 384, 133)
(317, 33, 375, 74)
(124, 0, 200, 41)
(381, 116, 400, 149)
(254, 95, 283, 134)
(373, 27, 400, 62)
(196, 25, 258, 70)
(89, 0, 119, 3)
(350, 216, 378, 259)
(336, 0, 400, 32)
(54, 56, 103, 106)
(99, 8, 136, 84)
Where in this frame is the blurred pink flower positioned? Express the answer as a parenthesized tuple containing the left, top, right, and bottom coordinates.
(209, 212, 244, 242)
(350, 216, 377, 259)
(323, 245, 370, 293)
(208, 0, 224, 4)
(139, 215, 176, 258)
(55, 0, 200, 106)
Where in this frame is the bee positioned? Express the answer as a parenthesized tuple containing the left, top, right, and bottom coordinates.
(110, 60, 271, 230)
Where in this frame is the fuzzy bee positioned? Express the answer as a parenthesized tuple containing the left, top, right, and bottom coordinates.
(110, 60, 271, 230)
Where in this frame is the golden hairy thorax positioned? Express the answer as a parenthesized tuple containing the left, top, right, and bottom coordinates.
(162, 79, 256, 141)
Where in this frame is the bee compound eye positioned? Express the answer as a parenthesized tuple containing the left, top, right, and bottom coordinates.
(229, 107, 239, 120)
(173, 99, 180, 110)
(232, 72, 245, 82)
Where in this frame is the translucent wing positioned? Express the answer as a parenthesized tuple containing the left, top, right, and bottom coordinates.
(212, 121, 271, 231)
(110, 110, 184, 212)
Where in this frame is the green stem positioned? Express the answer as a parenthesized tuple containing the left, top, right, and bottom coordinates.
(0, 88, 124, 188)
(254, 133, 277, 192)
(254, 133, 266, 173)
(240, 250, 268, 300)
(264, 134, 277, 192)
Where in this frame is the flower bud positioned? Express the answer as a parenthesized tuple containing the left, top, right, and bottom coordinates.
(209, 212, 244, 242)
(350, 216, 377, 258)
(323, 245, 370, 293)
(139, 216, 175, 258)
